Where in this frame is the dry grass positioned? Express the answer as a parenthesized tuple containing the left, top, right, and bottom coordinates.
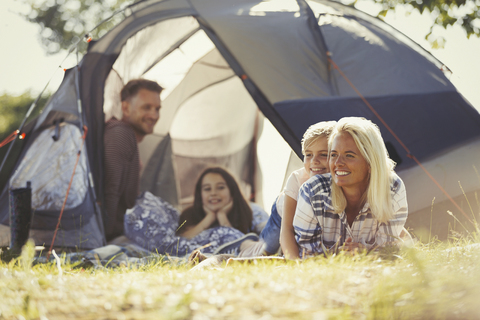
(1, 239, 480, 320)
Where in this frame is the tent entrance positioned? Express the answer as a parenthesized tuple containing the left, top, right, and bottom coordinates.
(103, 16, 264, 210)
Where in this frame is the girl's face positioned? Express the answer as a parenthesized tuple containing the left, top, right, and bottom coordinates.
(201, 173, 232, 213)
(329, 132, 370, 193)
(304, 136, 329, 178)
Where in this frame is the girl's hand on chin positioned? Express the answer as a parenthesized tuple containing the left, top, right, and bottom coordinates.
(218, 200, 233, 217)
(217, 200, 233, 227)
(202, 205, 217, 221)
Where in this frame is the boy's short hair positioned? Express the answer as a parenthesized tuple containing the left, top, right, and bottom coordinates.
(301, 121, 337, 155)
(120, 79, 163, 102)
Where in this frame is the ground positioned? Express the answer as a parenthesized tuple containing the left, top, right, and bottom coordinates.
(1, 240, 480, 319)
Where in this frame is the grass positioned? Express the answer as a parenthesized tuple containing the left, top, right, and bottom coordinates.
(0, 238, 479, 320)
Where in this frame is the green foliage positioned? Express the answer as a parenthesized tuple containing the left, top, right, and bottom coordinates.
(0, 92, 45, 139)
(351, 0, 480, 45)
(21, 0, 133, 54)
(0, 91, 48, 152)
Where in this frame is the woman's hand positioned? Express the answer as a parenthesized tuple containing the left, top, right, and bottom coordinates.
(341, 237, 365, 254)
(216, 200, 233, 228)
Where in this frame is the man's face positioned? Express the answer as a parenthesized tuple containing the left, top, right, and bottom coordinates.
(122, 88, 161, 138)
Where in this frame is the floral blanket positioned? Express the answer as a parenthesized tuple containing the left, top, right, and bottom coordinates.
(124, 192, 269, 256)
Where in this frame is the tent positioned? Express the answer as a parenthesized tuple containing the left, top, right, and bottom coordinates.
(1, 0, 480, 249)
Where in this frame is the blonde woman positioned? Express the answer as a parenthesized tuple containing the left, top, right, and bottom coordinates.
(293, 117, 408, 256)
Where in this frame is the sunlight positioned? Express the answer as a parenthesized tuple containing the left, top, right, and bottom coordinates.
(249, 0, 299, 15)
(144, 30, 215, 99)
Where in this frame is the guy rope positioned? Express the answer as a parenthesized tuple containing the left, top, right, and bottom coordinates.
(326, 52, 474, 225)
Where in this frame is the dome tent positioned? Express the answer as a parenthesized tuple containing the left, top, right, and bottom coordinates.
(1, 0, 479, 249)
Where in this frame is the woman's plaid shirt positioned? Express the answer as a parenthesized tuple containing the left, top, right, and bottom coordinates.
(293, 173, 408, 257)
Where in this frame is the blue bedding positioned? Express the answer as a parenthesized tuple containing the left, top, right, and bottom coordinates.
(124, 192, 268, 256)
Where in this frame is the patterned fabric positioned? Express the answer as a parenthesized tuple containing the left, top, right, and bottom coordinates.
(124, 192, 267, 256)
(104, 117, 140, 241)
(250, 202, 270, 234)
(293, 173, 408, 257)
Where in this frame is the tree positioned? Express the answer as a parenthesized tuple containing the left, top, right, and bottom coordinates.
(0, 92, 48, 142)
(21, 0, 132, 54)
(20, 0, 480, 54)
(369, 0, 480, 47)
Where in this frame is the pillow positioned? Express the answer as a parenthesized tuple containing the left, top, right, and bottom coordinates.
(124, 191, 180, 252)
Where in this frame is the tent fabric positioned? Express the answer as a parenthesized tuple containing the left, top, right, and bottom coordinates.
(33, 68, 82, 130)
(192, 0, 334, 103)
(151, 48, 233, 137)
(0, 64, 106, 248)
(10, 124, 88, 211)
(275, 91, 480, 167)
(1, 0, 480, 248)
(0, 207, 105, 249)
(139, 134, 178, 207)
(316, 13, 453, 97)
(307, 0, 445, 69)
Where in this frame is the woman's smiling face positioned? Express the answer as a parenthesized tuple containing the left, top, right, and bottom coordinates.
(329, 132, 370, 193)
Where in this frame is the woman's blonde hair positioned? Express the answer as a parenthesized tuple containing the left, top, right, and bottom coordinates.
(301, 121, 337, 155)
(329, 117, 396, 223)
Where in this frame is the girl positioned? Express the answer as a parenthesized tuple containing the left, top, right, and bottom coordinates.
(177, 167, 254, 239)
(294, 117, 408, 256)
(125, 167, 264, 256)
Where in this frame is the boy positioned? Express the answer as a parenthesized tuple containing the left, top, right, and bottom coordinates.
(214, 121, 336, 258)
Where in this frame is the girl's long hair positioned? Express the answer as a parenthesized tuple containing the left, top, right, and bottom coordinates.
(177, 167, 253, 234)
(329, 117, 396, 223)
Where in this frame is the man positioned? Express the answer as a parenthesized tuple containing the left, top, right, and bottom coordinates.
(103, 79, 162, 242)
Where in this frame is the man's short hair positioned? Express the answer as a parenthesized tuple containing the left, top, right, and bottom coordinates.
(120, 79, 163, 102)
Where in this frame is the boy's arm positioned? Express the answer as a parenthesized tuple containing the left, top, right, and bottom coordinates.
(280, 195, 300, 260)
(293, 184, 324, 257)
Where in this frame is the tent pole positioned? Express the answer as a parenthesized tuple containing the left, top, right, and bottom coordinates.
(197, 20, 303, 156)
(296, 0, 338, 96)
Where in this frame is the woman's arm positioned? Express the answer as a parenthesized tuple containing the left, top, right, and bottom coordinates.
(293, 183, 325, 257)
(178, 209, 216, 239)
(376, 177, 408, 247)
(280, 195, 300, 260)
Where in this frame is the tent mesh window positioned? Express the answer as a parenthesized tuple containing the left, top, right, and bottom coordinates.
(10, 123, 88, 211)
